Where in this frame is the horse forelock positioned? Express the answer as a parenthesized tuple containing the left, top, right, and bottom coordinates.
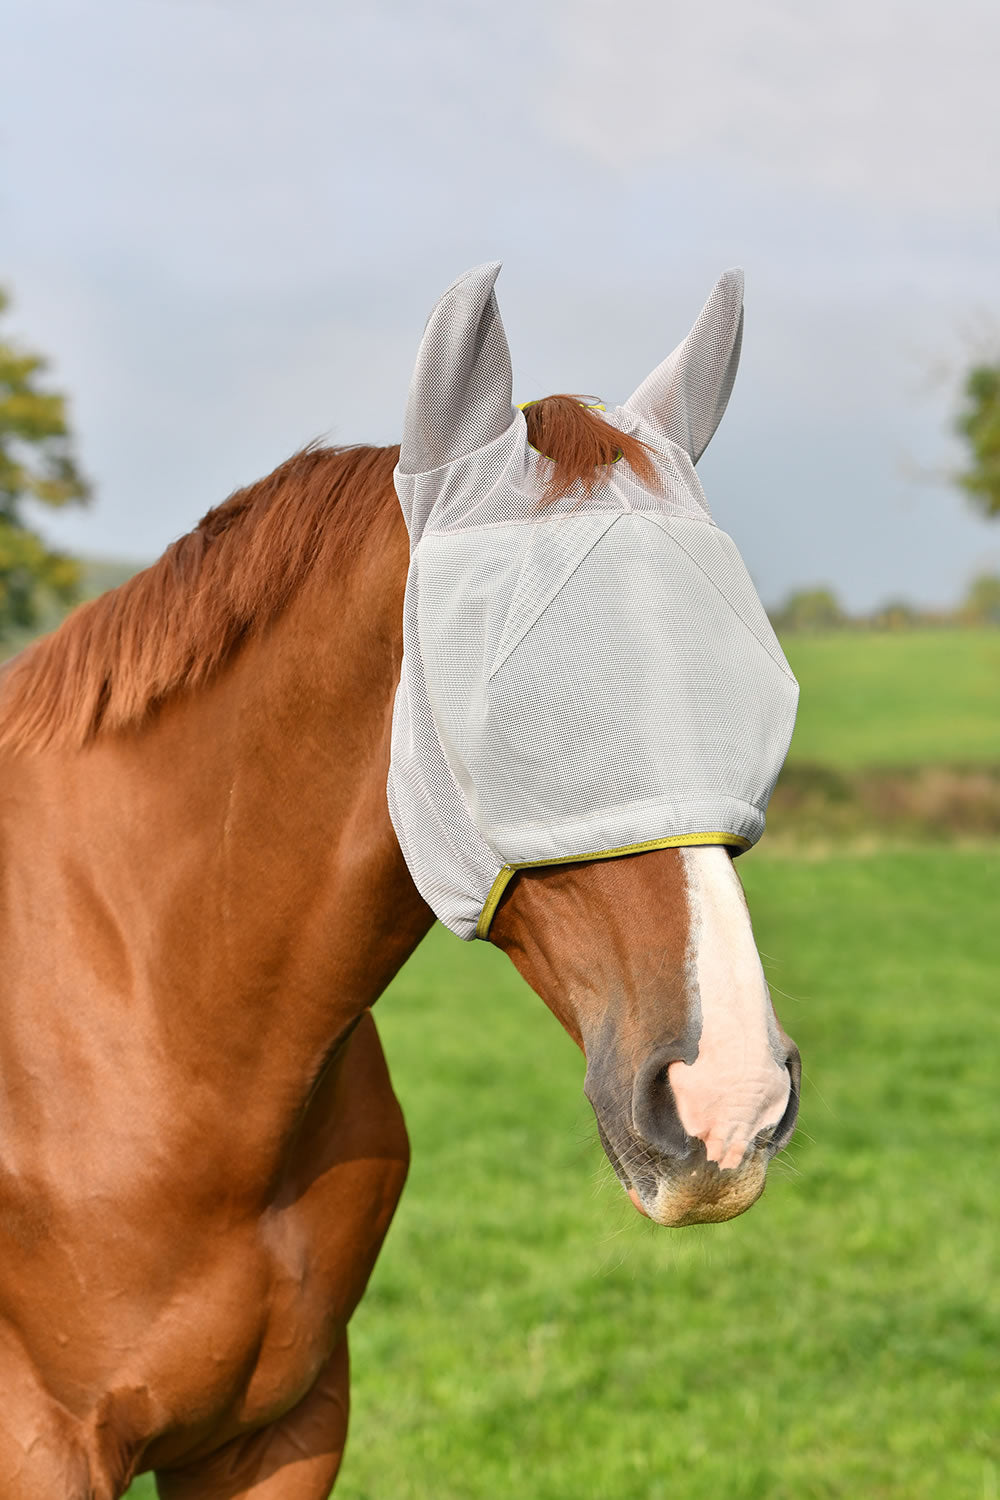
(522, 395, 657, 504)
(0, 443, 401, 754)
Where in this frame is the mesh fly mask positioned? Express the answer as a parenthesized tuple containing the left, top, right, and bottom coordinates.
(388, 264, 798, 940)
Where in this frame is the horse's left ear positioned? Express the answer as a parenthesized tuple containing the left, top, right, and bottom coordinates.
(398, 261, 515, 476)
(624, 269, 744, 464)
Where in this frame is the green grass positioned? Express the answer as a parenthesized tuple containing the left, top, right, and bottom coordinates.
(782, 629, 1000, 767)
(128, 847, 1000, 1497)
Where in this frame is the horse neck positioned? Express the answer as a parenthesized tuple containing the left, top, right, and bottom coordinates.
(196, 506, 433, 1011)
(71, 503, 430, 1109)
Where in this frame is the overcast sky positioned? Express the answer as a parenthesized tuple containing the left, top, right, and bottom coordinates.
(4, 0, 999, 609)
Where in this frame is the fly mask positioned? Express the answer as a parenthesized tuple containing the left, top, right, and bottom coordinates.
(388, 263, 798, 940)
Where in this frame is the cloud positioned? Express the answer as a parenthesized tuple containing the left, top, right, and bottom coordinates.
(3, 0, 550, 291)
(545, 0, 1000, 224)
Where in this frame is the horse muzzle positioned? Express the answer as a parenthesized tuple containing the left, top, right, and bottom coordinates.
(588, 1044, 801, 1227)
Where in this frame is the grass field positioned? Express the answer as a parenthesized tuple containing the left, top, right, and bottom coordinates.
(125, 846, 998, 1499)
(783, 629, 1000, 767)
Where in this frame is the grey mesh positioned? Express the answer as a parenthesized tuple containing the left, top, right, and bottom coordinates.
(625, 269, 744, 464)
(388, 265, 798, 940)
(398, 261, 514, 483)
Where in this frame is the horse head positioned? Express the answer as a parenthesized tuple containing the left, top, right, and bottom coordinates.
(389, 263, 800, 1226)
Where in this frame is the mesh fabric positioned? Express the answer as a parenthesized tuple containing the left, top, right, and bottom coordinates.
(388, 267, 798, 939)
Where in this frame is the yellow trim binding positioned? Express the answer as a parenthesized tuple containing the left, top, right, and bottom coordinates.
(517, 397, 607, 412)
(475, 832, 753, 939)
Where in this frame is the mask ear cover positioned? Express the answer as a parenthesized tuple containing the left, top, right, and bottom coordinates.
(625, 269, 744, 464)
(397, 261, 515, 490)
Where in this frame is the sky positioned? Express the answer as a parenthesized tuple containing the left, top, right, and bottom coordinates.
(4, 0, 1000, 611)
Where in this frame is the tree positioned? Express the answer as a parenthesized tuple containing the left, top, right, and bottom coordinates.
(871, 598, 919, 631)
(961, 572, 1000, 625)
(955, 362, 1000, 518)
(769, 587, 845, 633)
(0, 288, 90, 639)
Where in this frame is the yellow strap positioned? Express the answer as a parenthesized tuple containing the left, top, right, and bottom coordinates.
(475, 832, 753, 939)
(518, 397, 606, 412)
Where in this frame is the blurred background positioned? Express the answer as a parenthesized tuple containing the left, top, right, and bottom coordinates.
(2, 3, 997, 1497)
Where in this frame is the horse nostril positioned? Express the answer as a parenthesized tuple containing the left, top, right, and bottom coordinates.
(770, 1050, 801, 1154)
(631, 1050, 695, 1160)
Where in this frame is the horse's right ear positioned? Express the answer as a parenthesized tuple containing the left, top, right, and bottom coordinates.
(624, 269, 744, 465)
(398, 262, 515, 477)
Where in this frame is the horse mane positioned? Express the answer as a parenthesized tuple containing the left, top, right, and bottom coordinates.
(0, 399, 653, 755)
(0, 444, 401, 754)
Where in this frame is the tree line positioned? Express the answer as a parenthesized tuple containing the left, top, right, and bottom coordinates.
(769, 577, 1000, 633)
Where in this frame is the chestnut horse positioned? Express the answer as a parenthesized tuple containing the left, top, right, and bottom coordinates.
(0, 414, 799, 1496)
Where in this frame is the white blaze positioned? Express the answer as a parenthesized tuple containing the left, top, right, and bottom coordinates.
(667, 847, 790, 1170)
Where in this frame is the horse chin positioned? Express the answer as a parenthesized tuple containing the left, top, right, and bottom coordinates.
(615, 1147, 771, 1227)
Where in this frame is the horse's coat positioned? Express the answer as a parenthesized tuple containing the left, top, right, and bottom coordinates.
(0, 267, 800, 1496)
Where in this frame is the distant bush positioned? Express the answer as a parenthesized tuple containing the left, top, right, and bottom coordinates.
(870, 598, 921, 631)
(768, 587, 845, 632)
(770, 575, 1000, 632)
(768, 762, 1000, 841)
(960, 573, 1000, 626)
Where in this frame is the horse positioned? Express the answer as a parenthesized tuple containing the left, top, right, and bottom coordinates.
(0, 265, 800, 1497)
